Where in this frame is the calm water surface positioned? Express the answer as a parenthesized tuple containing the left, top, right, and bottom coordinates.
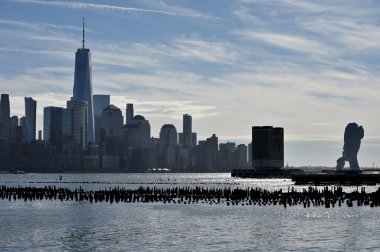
(1, 173, 380, 251)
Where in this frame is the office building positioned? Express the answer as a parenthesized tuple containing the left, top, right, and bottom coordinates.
(100, 105, 123, 139)
(193, 134, 218, 172)
(178, 132, 183, 145)
(183, 114, 192, 149)
(126, 103, 134, 124)
(159, 124, 178, 168)
(65, 98, 88, 148)
(252, 126, 284, 170)
(10, 116, 21, 144)
(159, 124, 177, 154)
(43, 106, 64, 148)
(73, 19, 94, 143)
(93, 94, 110, 143)
(192, 132, 197, 147)
(25, 97, 36, 143)
(248, 142, 252, 163)
(219, 142, 236, 153)
(0, 94, 10, 145)
(20, 116, 26, 143)
(236, 144, 248, 167)
(10, 116, 18, 127)
(122, 115, 151, 148)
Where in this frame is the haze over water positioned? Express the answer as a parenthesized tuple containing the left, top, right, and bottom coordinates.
(1, 173, 380, 251)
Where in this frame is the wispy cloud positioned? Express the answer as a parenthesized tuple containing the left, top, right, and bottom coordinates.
(14, 0, 219, 19)
(0, 19, 82, 31)
(297, 17, 380, 52)
(0, 47, 72, 60)
(137, 0, 220, 20)
(234, 31, 329, 55)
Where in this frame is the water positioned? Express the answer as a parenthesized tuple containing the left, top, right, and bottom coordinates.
(1, 173, 380, 251)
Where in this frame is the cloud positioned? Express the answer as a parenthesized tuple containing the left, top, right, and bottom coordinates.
(169, 38, 238, 64)
(0, 20, 80, 49)
(0, 47, 73, 60)
(110, 97, 219, 120)
(240, 0, 377, 16)
(14, 0, 219, 19)
(297, 17, 380, 52)
(0, 19, 82, 31)
(308, 91, 361, 103)
(92, 38, 239, 69)
(137, 0, 220, 19)
(234, 31, 329, 55)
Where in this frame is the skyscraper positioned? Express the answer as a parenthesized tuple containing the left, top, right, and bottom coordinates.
(43, 106, 64, 148)
(159, 124, 178, 169)
(126, 103, 134, 124)
(65, 98, 88, 148)
(252, 126, 284, 170)
(122, 115, 151, 148)
(20, 116, 26, 143)
(100, 105, 123, 138)
(236, 144, 248, 167)
(0, 94, 10, 144)
(73, 19, 94, 143)
(93, 94, 110, 143)
(183, 114, 192, 149)
(159, 124, 177, 156)
(10, 116, 22, 144)
(192, 132, 197, 147)
(25, 97, 36, 143)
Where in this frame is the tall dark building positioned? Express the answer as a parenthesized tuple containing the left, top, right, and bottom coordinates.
(193, 134, 218, 172)
(101, 105, 123, 138)
(73, 19, 94, 143)
(192, 132, 197, 147)
(0, 94, 10, 144)
(126, 103, 134, 124)
(93, 94, 110, 143)
(159, 124, 178, 168)
(236, 144, 248, 167)
(182, 114, 192, 149)
(44, 106, 64, 149)
(20, 116, 26, 143)
(10, 116, 20, 144)
(248, 142, 252, 163)
(65, 98, 88, 148)
(252, 126, 284, 170)
(25, 97, 36, 143)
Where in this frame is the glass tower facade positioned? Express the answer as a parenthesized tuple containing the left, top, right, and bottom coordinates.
(93, 95, 110, 143)
(183, 114, 192, 149)
(73, 47, 94, 143)
(0, 94, 10, 144)
(43, 106, 64, 149)
(25, 97, 36, 143)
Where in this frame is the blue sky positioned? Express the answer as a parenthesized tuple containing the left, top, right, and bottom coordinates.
(1, 0, 380, 167)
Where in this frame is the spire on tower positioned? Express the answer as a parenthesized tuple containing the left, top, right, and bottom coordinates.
(82, 17, 85, 49)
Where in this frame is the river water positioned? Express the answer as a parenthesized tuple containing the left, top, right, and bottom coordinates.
(1, 173, 380, 251)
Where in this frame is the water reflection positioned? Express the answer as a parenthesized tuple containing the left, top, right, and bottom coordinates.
(1, 174, 380, 251)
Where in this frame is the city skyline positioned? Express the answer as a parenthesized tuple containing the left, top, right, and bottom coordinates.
(1, 0, 380, 166)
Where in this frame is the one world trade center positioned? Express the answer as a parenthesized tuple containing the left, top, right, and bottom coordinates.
(73, 19, 95, 143)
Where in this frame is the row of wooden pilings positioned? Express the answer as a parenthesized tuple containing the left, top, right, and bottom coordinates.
(1, 185, 380, 208)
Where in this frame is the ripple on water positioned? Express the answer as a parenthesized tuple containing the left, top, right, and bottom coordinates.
(1, 173, 380, 251)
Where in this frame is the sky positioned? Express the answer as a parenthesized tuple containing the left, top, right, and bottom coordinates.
(0, 0, 380, 167)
